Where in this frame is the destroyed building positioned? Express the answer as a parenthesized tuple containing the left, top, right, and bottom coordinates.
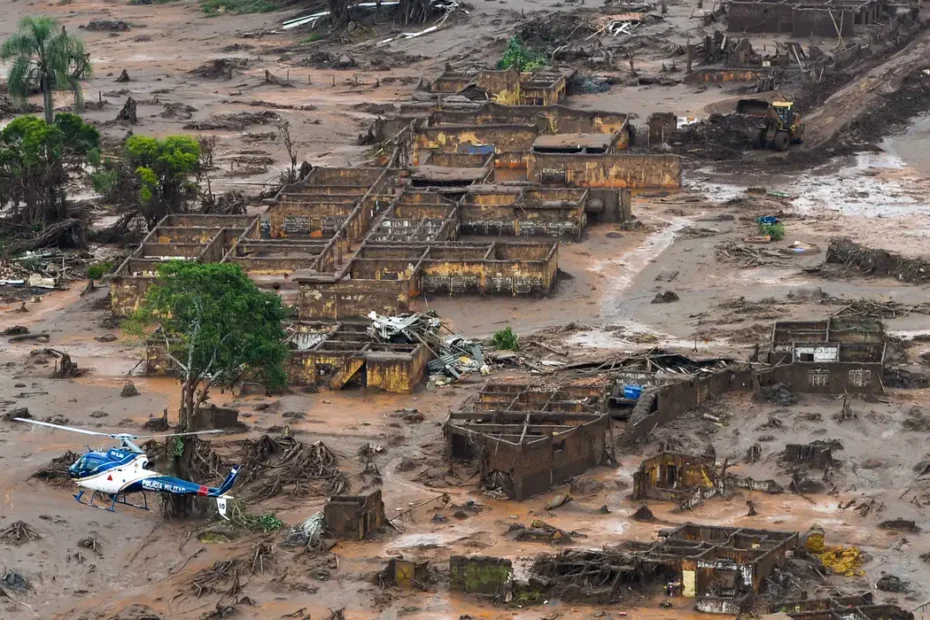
(147, 312, 481, 394)
(727, 0, 893, 37)
(445, 409, 614, 500)
(633, 524, 799, 613)
(773, 593, 914, 620)
(426, 67, 569, 106)
(286, 320, 432, 392)
(784, 441, 836, 469)
(324, 490, 387, 540)
(110, 214, 258, 316)
(632, 451, 783, 507)
(532, 523, 800, 610)
(768, 318, 885, 393)
(632, 452, 716, 502)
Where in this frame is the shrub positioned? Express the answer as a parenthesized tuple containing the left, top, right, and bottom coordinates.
(497, 36, 548, 72)
(492, 326, 519, 351)
(201, 0, 278, 16)
(87, 261, 114, 280)
(759, 222, 785, 240)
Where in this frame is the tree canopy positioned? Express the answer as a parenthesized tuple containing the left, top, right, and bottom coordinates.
(135, 261, 289, 424)
(0, 112, 99, 225)
(1, 16, 92, 124)
(125, 135, 201, 227)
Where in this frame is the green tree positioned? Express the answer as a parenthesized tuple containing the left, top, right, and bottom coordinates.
(125, 135, 200, 228)
(1, 16, 92, 125)
(0, 112, 99, 224)
(131, 261, 288, 516)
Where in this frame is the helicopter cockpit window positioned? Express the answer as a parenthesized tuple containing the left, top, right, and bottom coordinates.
(77, 455, 105, 473)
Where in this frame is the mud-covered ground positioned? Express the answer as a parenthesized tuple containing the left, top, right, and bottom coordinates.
(3, 0, 930, 618)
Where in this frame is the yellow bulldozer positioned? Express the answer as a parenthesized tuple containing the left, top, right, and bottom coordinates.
(736, 99, 805, 151)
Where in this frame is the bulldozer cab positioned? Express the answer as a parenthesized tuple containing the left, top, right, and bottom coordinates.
(771, 102, 794, 125)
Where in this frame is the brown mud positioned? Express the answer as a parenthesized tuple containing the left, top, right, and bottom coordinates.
(3, 0, 930, 618)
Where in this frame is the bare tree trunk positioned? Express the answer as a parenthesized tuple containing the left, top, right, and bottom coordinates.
(329, 0, 350, 29)
(167, 379, 198, 517)
(42, 76, 54, 125)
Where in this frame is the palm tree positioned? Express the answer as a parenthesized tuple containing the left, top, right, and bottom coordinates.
(2, 16, 92, 125)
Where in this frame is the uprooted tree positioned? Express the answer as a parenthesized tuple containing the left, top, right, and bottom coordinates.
(0, 113, 100, 230)
(130, 261, 289, 516)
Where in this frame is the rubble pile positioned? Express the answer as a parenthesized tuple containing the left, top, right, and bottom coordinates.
(529, 548, 642, 602)
(1, 249, 86, 289)
(672, 113, 759, 160)
(189, 58, 250, 80)
(507, 520, 577, 544)
(32, 450, 82, 486)
(826, 238, 930, 284)
(0, 521, 41, 546)
(367, 312, 485, 386)
(238, 435, 347, 502)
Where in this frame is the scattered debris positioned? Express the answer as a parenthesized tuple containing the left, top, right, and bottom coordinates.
(508, 520, 576, 544)
(239, 435, 347, 502)
(84, 20, 130, 32)
(879, 519, 920, 533)
(120, 381, 139, 397)
(367, 312, 485, 385)
(1, 407, 30, 422)
(78, 535, 103, 556)
(0, 569, 30, 592)
(32, 450, 82, 486)
(116, 97, 138, 124)
(876, 574, 910, 593)
(758, 383, 798, 406)
(115, 69, 132, 83)
(190, 58, 250, 80)
(545, 494, 572, 510)
(161, 102, 198, 120)
(184, 111, 280, 131)
(826, 238, 930, 284)
(0, 521, 41, 546)
(651, 290, 679, 304)
(631, 505, 655, 522)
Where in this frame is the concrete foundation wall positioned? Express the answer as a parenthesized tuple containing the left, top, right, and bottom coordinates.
(529, 153, 682, 189)
(430, 104, 628, 138)
(413, 125, 539, 164)
(366, 346, 431, 393)
(625, 370, 754, 442)
(768, 361, 883, 394)
(793, 8, 855, 37)
(297, 278, 410, 320)
(449, 556, 513, 595)
(728, 2, 795, 33)
(110, 276, 154, 317)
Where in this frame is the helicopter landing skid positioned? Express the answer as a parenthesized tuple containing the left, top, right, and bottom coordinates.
(75, 489, 150, 513)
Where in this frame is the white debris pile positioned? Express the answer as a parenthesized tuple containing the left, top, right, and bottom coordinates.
(282, 0, 460, 32)
(1, 250, 77, 288)
(367, 312, 487, 386)
(281, 511, 329, 549)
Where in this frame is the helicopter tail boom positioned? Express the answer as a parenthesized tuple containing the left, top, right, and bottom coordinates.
(214, 465, 241, 496)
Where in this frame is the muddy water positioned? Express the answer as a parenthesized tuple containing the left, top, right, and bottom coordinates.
(883, 113, 930, 176)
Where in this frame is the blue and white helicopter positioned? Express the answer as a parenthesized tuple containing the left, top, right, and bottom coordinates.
(15, 417, 241, 519)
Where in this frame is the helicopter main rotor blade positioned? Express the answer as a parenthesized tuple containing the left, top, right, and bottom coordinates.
(14, 418, 112, 437)
(136, 430, 225, 440)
